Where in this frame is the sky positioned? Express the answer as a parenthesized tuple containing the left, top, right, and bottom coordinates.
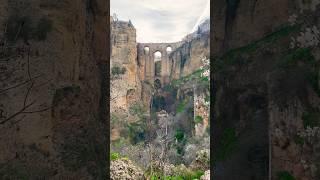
(110, 0, 210, 43)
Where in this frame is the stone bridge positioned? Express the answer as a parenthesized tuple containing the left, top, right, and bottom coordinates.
(137, 42, 183, 86)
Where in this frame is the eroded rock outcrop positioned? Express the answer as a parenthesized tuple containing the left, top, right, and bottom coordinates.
(170, 31, 210, 79)
(110, 17, 143, 141)
(0, 0, 108, 179)
(110, 158, 145, 180)
(110, 18, 141, 113)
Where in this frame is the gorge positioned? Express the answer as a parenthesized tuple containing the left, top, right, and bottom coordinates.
(0, 0, 320, 179)
(110, 15, 210, 179)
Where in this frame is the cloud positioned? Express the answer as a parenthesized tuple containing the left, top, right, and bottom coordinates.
(111, 0, 210, 43)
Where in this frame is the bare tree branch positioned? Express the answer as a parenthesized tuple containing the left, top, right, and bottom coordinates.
(0, 74, 41, 95)
(0, 46, 52, 125)
(23, 47, 33, 107)
(22, 106, 52, 114)
(0, 100, 35, 125)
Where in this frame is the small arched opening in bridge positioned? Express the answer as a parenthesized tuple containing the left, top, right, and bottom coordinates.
(166, 46, 172, 54)
(154, 51, 162, 61)
(144, 46, 150, 55)
(154, 51, 162, 77)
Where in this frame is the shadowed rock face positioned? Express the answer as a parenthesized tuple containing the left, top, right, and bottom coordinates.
(212, 0, 320, 179)
(0, 0, 108, 179)
(212, 0, 289, 55)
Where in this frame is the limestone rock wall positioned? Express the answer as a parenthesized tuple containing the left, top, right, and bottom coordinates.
(110, 18, 141, 113)
(194, 90, 210, 137)
(169, 32, 210, 80)
(0, 0, 108, 179)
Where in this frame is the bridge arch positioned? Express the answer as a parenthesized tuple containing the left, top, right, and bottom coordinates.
(137, 42, 183, 86)
(153, 51, 162, 61)
(153, 51, 162, 77)
(144, 46, 150, 55)
(166, 46, 172, 55)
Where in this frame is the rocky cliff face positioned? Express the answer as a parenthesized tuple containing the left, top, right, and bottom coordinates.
(110, 18, 210, 139)
(109, 20, 210, 180)
(110, 18, 141, 113)
(212, 0, 320, 179)
(170, 31, 210, 80)
(110, 18, 143, 141)
(0, 0, 108, 179)
(110, 15, 210, 179)
(212, 0, 290, 55)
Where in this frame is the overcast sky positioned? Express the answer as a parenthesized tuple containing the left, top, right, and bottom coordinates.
(110, 0, 210, 43)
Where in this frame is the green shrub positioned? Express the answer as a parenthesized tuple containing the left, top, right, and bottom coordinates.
(176, 146, 184, 155)
(110, 152, 120, 161)
(127, 122, 146, 144)
(176, 100, 186, 113)
(277, 171, 295, 180)
(110, 114, 119, 128)
(111, 137, 128, 148)
(111, 66, 126, 76)
(175, 130, 185, 142)
(129, 103, 146, 117)
(205, 95, 210, 103)
(194, 115, 203, 124)
(174, 168, 204, 180)
(171, 69, 204, 88)
(151, 170, 204, 180)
